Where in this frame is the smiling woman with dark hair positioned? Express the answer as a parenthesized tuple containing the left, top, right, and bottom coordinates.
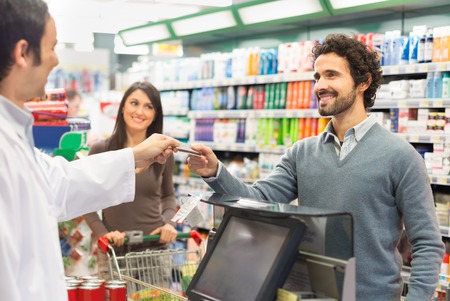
(84, 81, 178, 280)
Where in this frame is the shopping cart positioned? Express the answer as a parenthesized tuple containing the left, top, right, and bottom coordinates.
(98, 230, 204, 301)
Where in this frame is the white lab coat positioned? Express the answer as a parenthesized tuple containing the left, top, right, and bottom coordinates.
(0, 97, 135, 301)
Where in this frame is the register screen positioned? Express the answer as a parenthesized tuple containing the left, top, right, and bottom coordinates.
(191, 216, 290, 300)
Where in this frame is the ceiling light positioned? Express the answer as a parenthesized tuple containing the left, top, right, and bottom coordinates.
(328, 0, 388, 9)
(172, 10, 236, 36)
(119, 24, 171, 46)
(161, 0, 232, 7)
(114, 35, 150, 55)
(238, 0, 324, 25)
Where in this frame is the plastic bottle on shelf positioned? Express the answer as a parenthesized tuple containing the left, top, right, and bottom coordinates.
(382, 31, 393, 66)
(418, 33, 426, 63)
(442, 26, 450, 62)
(433, 71, 443, 99)
(426, 72, 435, 99)
(442, 72, 450, 99)
(425, 28, 434, 63)
(391, 30, 402, 66)
(432, 26, 442, 63)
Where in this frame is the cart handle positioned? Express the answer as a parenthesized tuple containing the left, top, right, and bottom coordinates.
(98, 230, 202, 254)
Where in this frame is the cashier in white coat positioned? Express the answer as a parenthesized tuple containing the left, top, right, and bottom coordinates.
(0, 1, 181, 299)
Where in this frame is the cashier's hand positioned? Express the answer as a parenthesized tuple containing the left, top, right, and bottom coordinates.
(133, 134, 180, 168)
(104, 231, 127, 247)
(187, 144, 219, 178)
(150, 223, 178, 243)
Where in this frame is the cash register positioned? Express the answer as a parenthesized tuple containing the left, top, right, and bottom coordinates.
(185, 193, 356, 301)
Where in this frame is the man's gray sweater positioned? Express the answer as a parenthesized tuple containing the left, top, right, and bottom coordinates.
(207, 123, 444, 301)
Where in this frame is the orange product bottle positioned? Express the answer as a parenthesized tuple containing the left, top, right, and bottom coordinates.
(298, 118, 305, 140)
(248, 48, 254, 76)
(441, 26, 450, 62)
(304, 117, 312, 138)
(291, 82, 299, 109)
(432, 27, 442, 63)
(317, 118, 329, 133)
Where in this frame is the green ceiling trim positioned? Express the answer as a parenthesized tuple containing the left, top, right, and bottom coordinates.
(118, 0, 433, 46)
(119, 0, 331, 46)
(328, 0, 428, 15)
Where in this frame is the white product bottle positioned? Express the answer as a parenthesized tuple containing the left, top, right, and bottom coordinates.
(442, 72, 450, 98)
(425, 29, 434, 63)
(433, 71, 443, 99)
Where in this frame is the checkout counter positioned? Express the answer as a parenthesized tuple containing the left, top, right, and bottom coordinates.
(185, 193, 356, 301)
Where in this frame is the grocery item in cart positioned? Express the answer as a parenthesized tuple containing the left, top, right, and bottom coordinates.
(129, 287, 181, 301)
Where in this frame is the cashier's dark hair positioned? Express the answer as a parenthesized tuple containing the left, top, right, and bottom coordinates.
(107, 81, 163, 151)
(311, 33, 383, 109)
(0, 0, 49, 81)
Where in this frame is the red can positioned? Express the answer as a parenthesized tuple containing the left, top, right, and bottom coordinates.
(79, 275, 98, 282)
(106, 284, 127, 301)
(66, 284, 79, 301)
(86, 279, 106, 301)
(79, 283, 101, 301)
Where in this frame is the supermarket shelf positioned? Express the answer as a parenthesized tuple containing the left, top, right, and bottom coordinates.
(163, 131, 189, 139)
(159, 62, 450, 91)
(430, 175, 450, 186)
(163, 108, 189, 116)
(374, 98, 450, 109)
(440, 226, 450, 238)
(397, 132, 450, 143)
(160, 72, 315, 90)
(382, 62, 450, 76)
(188, 109, 322, 119)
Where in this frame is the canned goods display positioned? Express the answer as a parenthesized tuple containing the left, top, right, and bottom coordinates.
(106, 284, 127, 301)
(79, 283, 101, 301)
(66, 284, 79, 301)
(85, 279, 106, 301)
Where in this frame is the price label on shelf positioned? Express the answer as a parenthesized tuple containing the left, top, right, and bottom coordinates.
(419, 100, 429, 107)
(438, 176, 448, 185)
(418, 64, 429, 72)
(407, 65, 416, 73)
(435, 99, 444, 107)
(410, 135, 419, 142)
(398, 100, 408, 107)
(434, 135, 442, 143)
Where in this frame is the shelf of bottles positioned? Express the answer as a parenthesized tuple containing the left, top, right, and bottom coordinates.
(156, 62, 450, 92)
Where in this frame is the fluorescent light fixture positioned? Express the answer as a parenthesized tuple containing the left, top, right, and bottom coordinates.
(114, 35, 150, 55)
(172, 10, 236, 36)
(238, 0, 323, 25)
(329, 0, 388, 9)
(162, 0, 232, 7)
(120, 24, 171, 46)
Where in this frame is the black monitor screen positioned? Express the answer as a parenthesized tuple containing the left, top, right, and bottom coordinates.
(187, 209, 307, 301)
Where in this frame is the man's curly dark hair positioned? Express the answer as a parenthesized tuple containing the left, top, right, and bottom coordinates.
(311, 33, 383, 109)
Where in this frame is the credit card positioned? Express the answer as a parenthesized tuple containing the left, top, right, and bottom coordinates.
(177, 143, 202, 157)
